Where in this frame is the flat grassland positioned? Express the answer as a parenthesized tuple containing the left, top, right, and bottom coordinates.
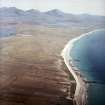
(0, 25, 95, 105)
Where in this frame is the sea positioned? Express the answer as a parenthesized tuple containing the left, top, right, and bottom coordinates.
(70, 29, 105, 105)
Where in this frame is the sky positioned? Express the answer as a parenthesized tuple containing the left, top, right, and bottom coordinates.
(0, 0, 105, 16)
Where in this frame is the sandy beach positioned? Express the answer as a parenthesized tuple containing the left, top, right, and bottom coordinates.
(61, 30, 100, 105)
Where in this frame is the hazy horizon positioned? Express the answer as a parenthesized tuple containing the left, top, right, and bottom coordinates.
(1, 6, 105, 16)
(0, 0, 105, 16)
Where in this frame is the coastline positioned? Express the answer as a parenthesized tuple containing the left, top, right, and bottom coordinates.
(60, 30, 100, 105)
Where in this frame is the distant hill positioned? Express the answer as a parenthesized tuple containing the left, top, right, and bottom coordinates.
(0, 7, 105, 26)
(0, 7, 105, 37)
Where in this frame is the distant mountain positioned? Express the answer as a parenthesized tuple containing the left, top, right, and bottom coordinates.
(45, 9, 66, 17)
(0, 7, 23, 17)
(0, 7, 105, 26)
(0, 7, 105, 37)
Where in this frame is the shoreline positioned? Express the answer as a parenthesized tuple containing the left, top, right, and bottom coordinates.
(60, 30, 101, 105)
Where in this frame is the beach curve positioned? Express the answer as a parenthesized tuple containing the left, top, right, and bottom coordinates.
(61, 29, 104, 105)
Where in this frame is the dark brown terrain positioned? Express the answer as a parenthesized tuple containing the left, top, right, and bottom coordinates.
(0, 26, 79, 105)
(0, 25, 100, 105)
(0, 58, 75, 105)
